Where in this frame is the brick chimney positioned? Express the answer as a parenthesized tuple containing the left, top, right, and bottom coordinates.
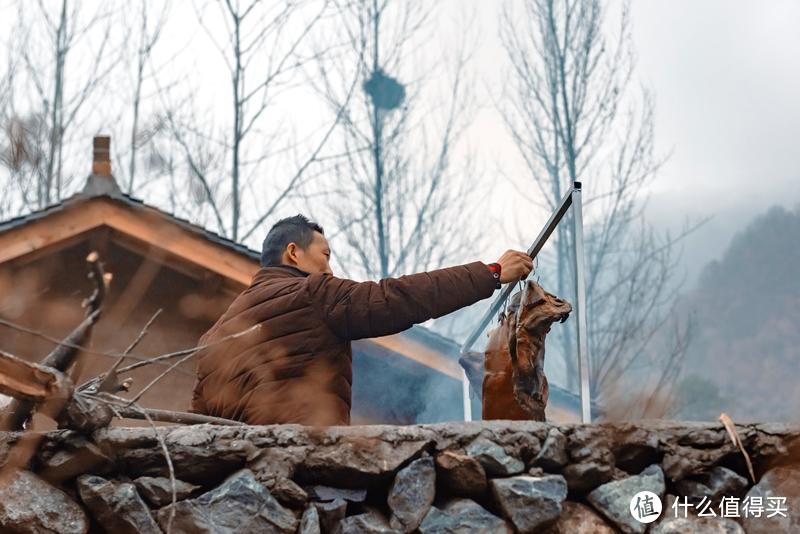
(82, 135, 121, 197)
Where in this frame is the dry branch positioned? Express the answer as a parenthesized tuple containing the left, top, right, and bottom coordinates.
(115, 323, 261, 380)
(0, 357, 75, 472)
(720, 412, 757, 484)
(2, 252, 109, 431)
(127, 323, 259, 405)
(94, 393, 244, 426)
(0, 349, 72, 403)
(42, 252, 109, 373)
(0, 316, 176, 368)
(93, 308, 163, 394)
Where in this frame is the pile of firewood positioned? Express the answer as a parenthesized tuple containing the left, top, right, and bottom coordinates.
(0, 252, 246, 473)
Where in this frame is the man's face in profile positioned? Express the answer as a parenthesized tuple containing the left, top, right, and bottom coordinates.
(293, 231, 333, 275)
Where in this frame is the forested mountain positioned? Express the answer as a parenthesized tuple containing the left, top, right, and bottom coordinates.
(676, 204, 800, 421)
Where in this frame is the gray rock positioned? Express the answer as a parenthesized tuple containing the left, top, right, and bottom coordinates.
(306, 485, 367, 503)
(435, 450, 487, 497)
(466, 437, 524, 477)
(314, 498, 346, 533)
(546, 501, 615, 534)
(418, 508, 457, 534)
(490, 474, 568, 533)
(673, 478, 713, 503)
(739, 465, 800, 534)
(299, 437, 430, 487)
(419, 498, 512, 533)
(38, 439, 111, 485)
(703, 466, 749, 499)
(587, 464, 665, 534)
(77, 475, 160, 534)
(611, 430, 659, 475)
(567, 433, 615, 466)
(674, 465, 748, 504)
(661, 440, 733, 483)
(565, 434, 616, 492)
(533, 428, 568, 471)
(121, 435, 252, 485)
(299, 505, 321, 534)
(61, 393, 114, 433)
(388, 456, 436, 532)
(562, 461, 614, 493)
(338, 508, 394, 533)
(134, 476, 200, 507)
(651, 516, 744, 533)
(267, 476, 308, 508)
(250, 446, 308, 480)
(0, 469, 88, 534)
(155, 468, 297, 533)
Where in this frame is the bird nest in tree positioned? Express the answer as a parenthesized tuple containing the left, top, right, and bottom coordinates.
(363, 68, 406, 111)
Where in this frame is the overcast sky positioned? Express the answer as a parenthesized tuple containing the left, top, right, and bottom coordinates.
(630, 0, 800, 285)
(461, 0, 800, 287)
(2, 0, 797, 286)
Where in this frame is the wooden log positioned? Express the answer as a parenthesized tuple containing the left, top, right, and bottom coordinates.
(0, 350, 72, 403)
(109, 406, 245, 427)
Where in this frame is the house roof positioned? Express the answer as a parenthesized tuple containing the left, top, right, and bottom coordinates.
(0, 188, 261, 287)
(0, 190, 260, 261)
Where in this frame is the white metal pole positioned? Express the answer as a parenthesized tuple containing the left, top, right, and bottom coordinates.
(462, 369, 472, 421)
(572, 182, 592, 423)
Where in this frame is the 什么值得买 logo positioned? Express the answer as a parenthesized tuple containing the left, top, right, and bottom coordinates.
(630, 490, 662, 523)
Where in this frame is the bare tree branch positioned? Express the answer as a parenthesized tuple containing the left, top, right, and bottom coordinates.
(499, 0, 702, 416)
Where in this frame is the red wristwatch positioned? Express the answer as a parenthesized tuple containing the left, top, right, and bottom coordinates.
(487, 263, 502, 289)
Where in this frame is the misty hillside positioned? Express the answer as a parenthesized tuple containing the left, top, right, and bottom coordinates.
(676, 204, 800, 421)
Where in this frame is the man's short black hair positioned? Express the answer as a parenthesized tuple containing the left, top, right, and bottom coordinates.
(261, 214, 324, 266)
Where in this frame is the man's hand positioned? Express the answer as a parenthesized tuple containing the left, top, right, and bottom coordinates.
(494, 250, 533, 283)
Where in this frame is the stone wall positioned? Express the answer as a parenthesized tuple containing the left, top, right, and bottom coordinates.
(0, 421, 798, 533)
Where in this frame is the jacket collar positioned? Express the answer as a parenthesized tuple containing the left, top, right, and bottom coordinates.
(252, 264, 310, 284)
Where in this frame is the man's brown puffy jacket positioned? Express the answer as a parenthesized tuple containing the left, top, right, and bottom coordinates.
(191, 262, 497, 425)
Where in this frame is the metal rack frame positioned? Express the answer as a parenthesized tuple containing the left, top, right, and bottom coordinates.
(459, 181, 592, 423)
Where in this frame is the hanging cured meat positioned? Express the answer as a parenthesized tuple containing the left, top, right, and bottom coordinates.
(461, 280, 571, 421)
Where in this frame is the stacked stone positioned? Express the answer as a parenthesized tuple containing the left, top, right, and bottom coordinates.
(0, 420, 797, 533)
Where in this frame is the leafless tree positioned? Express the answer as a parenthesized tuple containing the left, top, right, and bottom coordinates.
(120, 2, 170, 194)
(3, 0, 117, 208)
(155, 0, 342, 242)
(500, 0, 696, 416)
(308, 0, 482, 280)
(0, 53, 19, 219)
(0, 114, 49, 215)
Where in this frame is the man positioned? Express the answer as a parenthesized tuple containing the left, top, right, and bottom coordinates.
(191, 214, 533, 425)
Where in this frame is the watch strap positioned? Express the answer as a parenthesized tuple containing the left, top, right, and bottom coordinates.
(487, 263, 502, 289)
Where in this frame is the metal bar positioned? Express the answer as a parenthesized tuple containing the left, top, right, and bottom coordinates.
(571, 182, 592, 423)
(461, 369, 472, 421)
(460, 187, 575, 355)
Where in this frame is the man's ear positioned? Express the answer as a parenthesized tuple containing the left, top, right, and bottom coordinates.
(285, 242, 298, 264)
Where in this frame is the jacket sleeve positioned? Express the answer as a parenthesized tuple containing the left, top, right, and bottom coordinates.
(306, 261, 498, 340)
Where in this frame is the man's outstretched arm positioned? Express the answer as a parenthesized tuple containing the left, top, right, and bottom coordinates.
(307, 251, 532, 340)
